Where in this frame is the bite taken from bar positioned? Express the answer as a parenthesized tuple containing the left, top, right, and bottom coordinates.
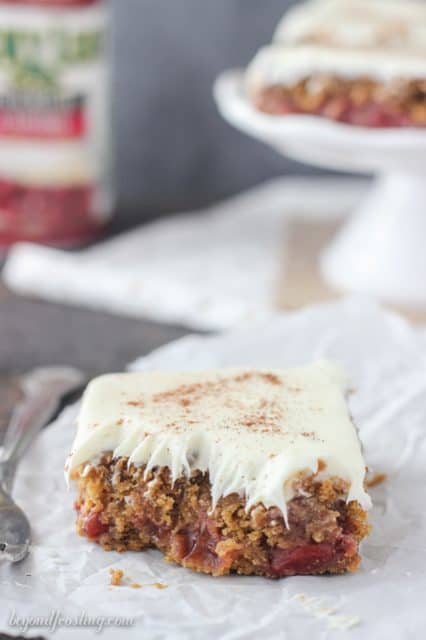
(66, 362, 371, 578)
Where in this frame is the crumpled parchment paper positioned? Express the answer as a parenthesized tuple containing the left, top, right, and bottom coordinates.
(1, 298, 425, 640)
(2, 177, 365, 331)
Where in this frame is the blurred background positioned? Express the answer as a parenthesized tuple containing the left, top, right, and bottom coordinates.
(111, 0, 319, 226)
(0, 0, 425, 385)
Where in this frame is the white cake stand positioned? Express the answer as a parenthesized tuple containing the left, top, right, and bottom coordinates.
(214, 70, 426, 307)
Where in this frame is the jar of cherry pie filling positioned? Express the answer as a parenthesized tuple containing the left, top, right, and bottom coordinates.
(0, 0, 113, 247)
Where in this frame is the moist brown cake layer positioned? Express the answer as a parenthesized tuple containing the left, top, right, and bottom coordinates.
(252, 75, 426, 127)
(72, 454, 370, 578)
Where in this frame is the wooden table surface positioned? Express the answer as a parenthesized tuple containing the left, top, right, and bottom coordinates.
(0, 281, 187, 433)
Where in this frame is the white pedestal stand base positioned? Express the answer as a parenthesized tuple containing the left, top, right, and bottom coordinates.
(214, 71, 426, 307)
(321, 174, 426, 306)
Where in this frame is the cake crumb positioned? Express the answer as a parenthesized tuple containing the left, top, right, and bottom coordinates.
(109, 569, 124, 586)
(132, 581, 168, 590)
(154, 582, 168, 590)
(109, 572, 167, 590)
(366, 473, 387, 488)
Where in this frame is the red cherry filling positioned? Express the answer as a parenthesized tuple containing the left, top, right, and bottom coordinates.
(83, 512, 109, 539)
(255, 89, 423, 128)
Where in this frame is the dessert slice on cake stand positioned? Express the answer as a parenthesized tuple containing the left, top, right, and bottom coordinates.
(214, 0, 426, 308)
(214, 68, 426, 307)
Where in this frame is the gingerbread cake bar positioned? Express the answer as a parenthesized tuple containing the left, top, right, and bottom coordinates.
(66, 362, 371, 578)
(246, 45, 426, 127)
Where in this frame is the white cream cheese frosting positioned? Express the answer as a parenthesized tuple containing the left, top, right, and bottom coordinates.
(275, 0, 426, 50)
(66, 361, 371, 523)
(246, 44, 426, 91)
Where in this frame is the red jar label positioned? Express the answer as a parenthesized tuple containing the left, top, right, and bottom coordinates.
(0, 1, 112, 246)
(0, 96, 86, 139)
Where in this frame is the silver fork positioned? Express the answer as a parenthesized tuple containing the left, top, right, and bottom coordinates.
(0, 367, 85, 563)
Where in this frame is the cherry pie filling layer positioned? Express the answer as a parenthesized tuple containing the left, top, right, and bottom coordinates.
(251, 76, 426, 127)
